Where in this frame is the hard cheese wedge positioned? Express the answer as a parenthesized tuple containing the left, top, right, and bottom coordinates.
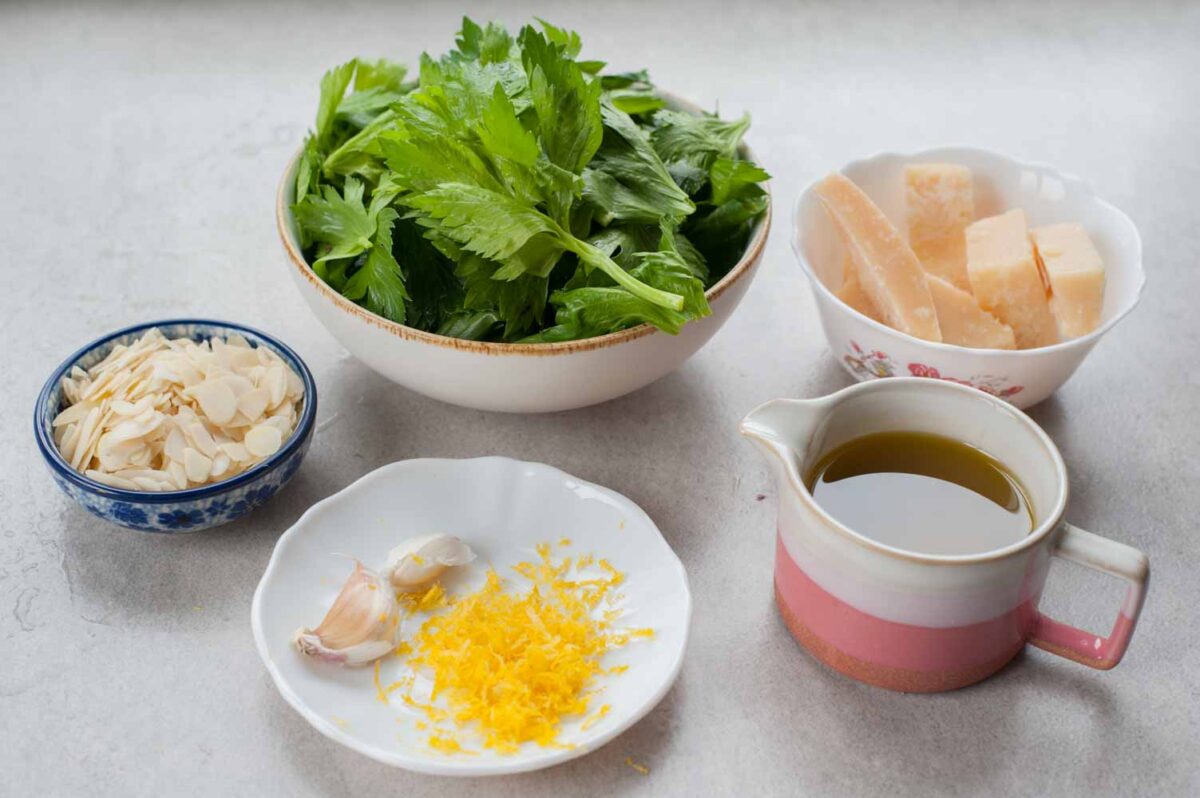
(816, 173, 942, 342)
(905, 164, 974, 291)
(965, 209, 1059, 349)
(835, 255, 886, 324)
(1030, 223, 1106, 339)
(926, 274, 1017, 349)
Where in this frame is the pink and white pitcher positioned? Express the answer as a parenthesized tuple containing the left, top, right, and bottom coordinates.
(740, 378, 1149, 692)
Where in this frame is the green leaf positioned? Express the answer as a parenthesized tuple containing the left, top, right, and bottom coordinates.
(343, 208, 409, 324)
(535, 18, 582, 58)
(608, 89, 665, 115)
(354, 58, 408, 92)
(527, 245, 711, 342)
(456, 254, 549, 339)
(688, 194, 768, 243)
(684, 194, 768, 278)
(336, 87, 406, 130)
(651, 109, 751, 166)
(379, 125, 503, 194)
(293, 177, 377, 277)
(315, 60, 357, 150)
(403, 183, 558, 262)
(392, 217, 463, 332)
(629, 249, 710, 319)
(321, 109, 399, 183)
(419, 52, 530, 127)
(524, 287, 685, 342)
(566, 238, 685, 311)
(475, 84, 539, 167)
(587, 224, 660, 269)
(519, 26, 603, 176)
(600, 70, 651, 90)
(651, 109, 751, 194)
(455, 17, 514, 64)
(658, 222, 708, 281)
(295, 136, 323, 213)
(709, 156, 769, 204)
(583, 100, 694, 224)
(437, 309, 501, 340)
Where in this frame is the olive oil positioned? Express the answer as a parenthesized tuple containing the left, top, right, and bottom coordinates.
(805, 431, 1034, 556)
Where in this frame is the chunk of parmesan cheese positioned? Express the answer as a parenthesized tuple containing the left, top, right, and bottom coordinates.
(965, 209, 1059, 349)
(905, 163, 975, 291)
(835, 254, 886, 324)
(926, 274, 1017, 350)
(1030, 223, 1106, 339)
(815, 173, 942, 342)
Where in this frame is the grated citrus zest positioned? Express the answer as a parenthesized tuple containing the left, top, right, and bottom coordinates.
(580, 704, 611, 731)
(428, 734, 475, 755)
(373, 659, 388, 704)
(399, 544, 649, 754)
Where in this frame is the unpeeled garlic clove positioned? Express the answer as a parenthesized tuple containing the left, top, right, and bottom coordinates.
(294, 561, 398, 666)
(382, 534, 475, 590)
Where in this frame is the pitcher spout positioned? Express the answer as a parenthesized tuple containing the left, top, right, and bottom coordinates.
(738, 397, 831, 489)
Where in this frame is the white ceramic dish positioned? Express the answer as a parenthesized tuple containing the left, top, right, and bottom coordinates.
(793, 147, 1144, 408)
(276, 95, 770, 414)
(251, 457, 691, 776)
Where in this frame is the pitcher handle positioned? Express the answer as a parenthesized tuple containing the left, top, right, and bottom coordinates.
(1029, 523, 1149, 670)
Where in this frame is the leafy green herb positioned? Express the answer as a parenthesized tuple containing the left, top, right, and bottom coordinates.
(293, 17, 768, 343)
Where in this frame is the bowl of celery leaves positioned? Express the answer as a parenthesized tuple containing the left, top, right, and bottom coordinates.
(277, 17, 770, 412)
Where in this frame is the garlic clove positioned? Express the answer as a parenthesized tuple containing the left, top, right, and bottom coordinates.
(382, 534, 476, 590)
(294, 561, 398, 667)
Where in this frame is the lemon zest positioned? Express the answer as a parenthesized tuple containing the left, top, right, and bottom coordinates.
(402, 545, 646, 753)
(580, 704, 611, 731)
(373, 659, 388, 704)
(428, 735, 475, 755)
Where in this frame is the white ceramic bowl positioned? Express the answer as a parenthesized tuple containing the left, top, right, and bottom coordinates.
(251, 457, 691, 776)
(793, 147, 1144, 408)
(277, 100, 770, 414)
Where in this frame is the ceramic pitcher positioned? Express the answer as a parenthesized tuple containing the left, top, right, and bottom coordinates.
(740, 378, 1149, 692)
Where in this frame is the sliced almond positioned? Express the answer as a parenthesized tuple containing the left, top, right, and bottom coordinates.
(244, 424, 283, 458)
(236, 388, 270, 423)
(183, 447, 213, 483)
(185, 380, 237, 425)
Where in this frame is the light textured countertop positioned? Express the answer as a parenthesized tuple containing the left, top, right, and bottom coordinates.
(3, 1, 1197, 795)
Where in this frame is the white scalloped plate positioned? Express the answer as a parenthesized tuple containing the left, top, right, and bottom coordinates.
(251, 457, 691, 776)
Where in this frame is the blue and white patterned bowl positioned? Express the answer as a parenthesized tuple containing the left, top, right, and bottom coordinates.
(34, 319, 317, 533)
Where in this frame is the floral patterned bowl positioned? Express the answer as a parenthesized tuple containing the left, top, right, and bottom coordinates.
(793, 147, 1145, 408)
(34, 319, 317, 533)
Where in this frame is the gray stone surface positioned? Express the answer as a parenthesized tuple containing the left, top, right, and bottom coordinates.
(2, 1, 1197, 795)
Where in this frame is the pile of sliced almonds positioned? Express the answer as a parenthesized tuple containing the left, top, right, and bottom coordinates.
(53, 328, 304, 491)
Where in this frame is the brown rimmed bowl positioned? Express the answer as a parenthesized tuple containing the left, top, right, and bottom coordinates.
(276, 96, 770, 413)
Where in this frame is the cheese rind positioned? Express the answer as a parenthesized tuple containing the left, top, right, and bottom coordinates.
(926, 274, 1017, 350)
(1030, 223, 1105, 339)
(965, 209, 1059, 349)
(835, 255, 886, 323)
(815, 173, 942, 342)
(905, 164, 974, 291)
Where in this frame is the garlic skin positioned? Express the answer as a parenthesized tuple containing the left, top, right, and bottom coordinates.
(382, 534, 475, 590)
(294, 561, 398, 666)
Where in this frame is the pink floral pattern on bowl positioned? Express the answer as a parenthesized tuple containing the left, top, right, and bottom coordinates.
(844, 342, 1024, 400)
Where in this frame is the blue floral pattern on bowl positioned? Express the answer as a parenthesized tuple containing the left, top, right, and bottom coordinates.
(35, 320, 317, 533)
